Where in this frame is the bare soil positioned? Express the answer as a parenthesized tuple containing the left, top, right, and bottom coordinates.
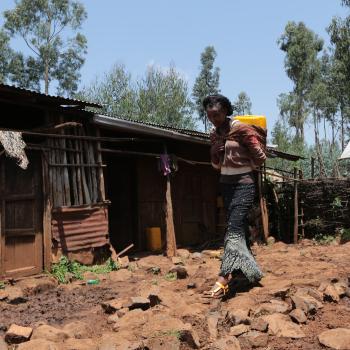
(1, 240, 350, 349)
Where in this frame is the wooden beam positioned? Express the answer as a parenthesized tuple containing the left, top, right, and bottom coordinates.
(293, 167, 299, 244)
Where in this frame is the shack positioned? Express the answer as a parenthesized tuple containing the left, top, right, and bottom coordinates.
(0, 84, 218, 278)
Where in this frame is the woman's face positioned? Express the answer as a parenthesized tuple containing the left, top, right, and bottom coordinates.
(206, 103, 227, 128)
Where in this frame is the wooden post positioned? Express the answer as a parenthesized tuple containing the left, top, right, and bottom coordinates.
(163, 144, 177, 257)
(299, 169, 304, 239)
(293, 167, 299, 244)
(258, 169, 269, 242)
(311, 157, 315, 179)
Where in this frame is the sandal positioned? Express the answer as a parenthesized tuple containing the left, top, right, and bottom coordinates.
(203, 282, 229, 299)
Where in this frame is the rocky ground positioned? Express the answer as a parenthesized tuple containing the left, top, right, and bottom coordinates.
(0, 240, 350, 350)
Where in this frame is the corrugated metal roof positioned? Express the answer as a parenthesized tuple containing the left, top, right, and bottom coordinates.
(0, 83, 101, 108)
(51, 205, 109, 252)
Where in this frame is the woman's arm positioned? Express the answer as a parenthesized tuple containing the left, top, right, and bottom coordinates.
(241, 131, 266, 167)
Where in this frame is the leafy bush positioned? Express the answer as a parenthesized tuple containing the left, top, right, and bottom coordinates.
(50, 256, 119, 284)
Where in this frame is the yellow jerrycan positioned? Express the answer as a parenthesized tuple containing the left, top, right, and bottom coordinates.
(233, 115, 267, 129)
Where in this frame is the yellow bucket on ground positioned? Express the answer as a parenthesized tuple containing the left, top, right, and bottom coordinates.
(233, 115, 267, 129)
(146, 227, 162, 252)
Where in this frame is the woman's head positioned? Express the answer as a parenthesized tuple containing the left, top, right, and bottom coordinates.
(202, 95, 233, 128)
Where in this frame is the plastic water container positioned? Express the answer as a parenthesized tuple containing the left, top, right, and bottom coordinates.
(233, 115, 267, 129)
(146, 227, 162, 252)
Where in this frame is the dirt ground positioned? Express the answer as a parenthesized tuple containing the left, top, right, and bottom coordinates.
(1, 239, 350, 349)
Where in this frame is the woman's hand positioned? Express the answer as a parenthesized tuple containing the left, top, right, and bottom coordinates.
(211, 142, 225, 156)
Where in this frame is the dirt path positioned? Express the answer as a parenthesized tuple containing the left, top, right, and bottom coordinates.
(1, 240, 350, 349)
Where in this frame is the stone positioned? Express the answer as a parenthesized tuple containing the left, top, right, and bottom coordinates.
(250, 318, 268, 332)
(17, 277, 57, 296)
(212, 336, 241, 350)
(318, 328, 350, 350)
(207, 312, 220, 340)
(171, 257, 183, 265)
(141, 286, 161, 307)
(230, 324, 250, 336)
(334, 282, 348, 297)
(267, 236, 276, 245)
(291, 294, 323, 315)
(0, 337, 7, 350)
(289, 309, 307, 324)
(324, 284, 341, 303)
(191, 252, 202, 260)
(201, 250, 221, 259)
(118, 256, 130, 268)
(31, 325, 69, 343)
(177, 249, 190, 259)
(169, 265, 188, 279)
(107, 314, 120, 324)
(272, 286, 291, 299)
(117, 308, 129, 318)
(226, 308, 250, 326)
(61, 338, 97, 350)
(244, 331, 269, 348)
(62, 321, 92, 339)
(263, 313, 306, 338)
(187, 282, 197, 289)
(5, 324, 33, 344)
(129, 297, 150, 311)
(252, 300, 290, 317)
(179, 328, 201, 349)
(16, 339, 59, 350)
(5, 287, 27, 304)
(0, 290, 9, 301)
(296, 287, 324, 302)
(101, 299, 125, 314)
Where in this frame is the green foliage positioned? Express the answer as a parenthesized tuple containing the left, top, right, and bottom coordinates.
(150, 266, 161, 275)
(278, 22, 324, 141)
(155, 330, 181, 340)
(331, 196, 343, 208)
(192, 46, 220, 131)
(232, 91, 252, 115)
(313, 233, 337, 245)
(79, 63, 196, 129)
(50, 256, 119, 284)
(137, 65, 195, 129)
(0, 281, 5, 289)
(164, 272, 177, 282)
(78, 63, 137, 118)
(0, 29, 13, 83)
(340, 227, 350, 242)
(3, 0, 87, 95)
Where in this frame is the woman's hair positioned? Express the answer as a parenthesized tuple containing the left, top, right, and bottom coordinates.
(202, 94, 233, 116)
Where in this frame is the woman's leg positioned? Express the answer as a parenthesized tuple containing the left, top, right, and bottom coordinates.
(220, 183, 263, 283)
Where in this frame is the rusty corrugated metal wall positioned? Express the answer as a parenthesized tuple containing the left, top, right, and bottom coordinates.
(51, 205, 109, 251)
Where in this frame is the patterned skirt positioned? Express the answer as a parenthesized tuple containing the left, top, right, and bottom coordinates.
(219, 183, 263, 282)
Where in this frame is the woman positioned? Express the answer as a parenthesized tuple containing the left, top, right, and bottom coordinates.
(203, 94, 266, 299)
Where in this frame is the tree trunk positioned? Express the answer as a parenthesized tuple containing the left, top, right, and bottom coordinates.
(45, 62, 49, 95)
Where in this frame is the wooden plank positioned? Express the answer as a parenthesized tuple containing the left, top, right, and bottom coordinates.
(74, 131, 84, 205)
(59, 116, 71, 207)
(78, 129, 91, 204)
(293, 167, 299, 244)
(41, 152, 52, 272)
(258, 171, 269, 242)
(96, 129, 106, 202)
(67, 138, 79, 206)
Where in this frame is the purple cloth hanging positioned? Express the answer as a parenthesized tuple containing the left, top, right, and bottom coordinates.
(160, 154, 171, 176)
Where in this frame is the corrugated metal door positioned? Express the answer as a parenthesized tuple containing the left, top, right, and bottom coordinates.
(0, 152, 43, 278)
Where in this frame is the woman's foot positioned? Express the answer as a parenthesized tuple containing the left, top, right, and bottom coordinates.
(203, 275, 231, 299)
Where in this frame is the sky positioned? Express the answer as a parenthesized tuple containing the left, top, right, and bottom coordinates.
(0, 0, 347, 133)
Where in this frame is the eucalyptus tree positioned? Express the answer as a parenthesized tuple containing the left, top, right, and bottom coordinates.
(328, 16, 350, 150)
(233, 91, 252, 115)
(278, 21, 324, 141)
(3, 0, 87, 95)
(0, 30, 12, 83)
(137, 65, 195, 129)
(192, 46, 220, 131)
(78, 63, 137, 118)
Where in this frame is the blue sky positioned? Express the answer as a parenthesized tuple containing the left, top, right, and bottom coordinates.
(0, 0, 346, 133)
